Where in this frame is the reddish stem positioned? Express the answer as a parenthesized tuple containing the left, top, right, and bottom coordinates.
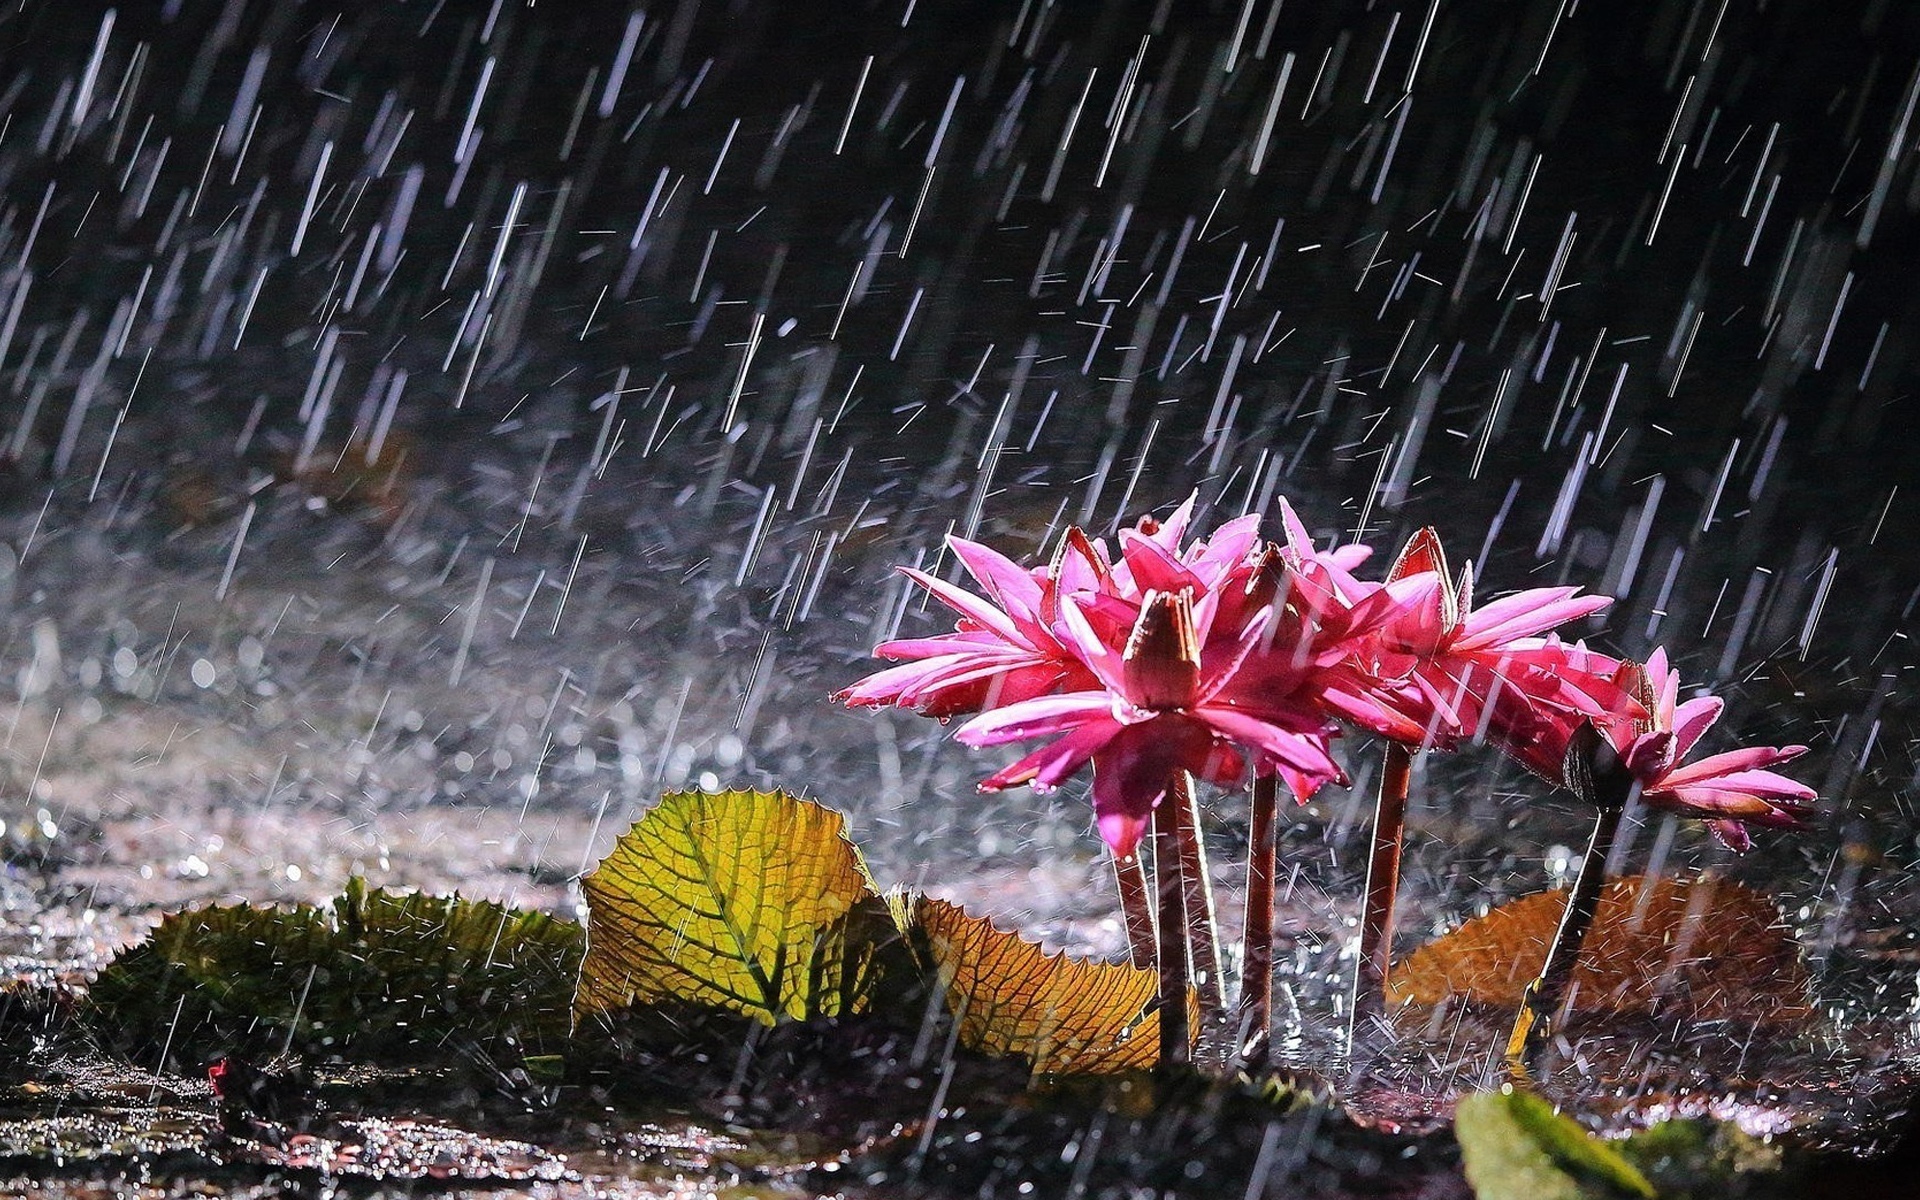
(1152, 793, 1191, 1067)
(1113, 850, 1156, 971)
(1238, 773, 1278, 1059)
(1172, 772, 1225, 1021)
(1352, 743, 1413, 1034)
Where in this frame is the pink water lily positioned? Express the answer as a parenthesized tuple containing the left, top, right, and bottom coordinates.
(1418, 634, 1627, 778)
(1205, 500, 1438, 748)
(1345, 528, 1622, 751)
(1602, 649, 1816, 851)
(837, 495, 1264, 721)
(840, 495, 1382, 855)
(1468, 641, 1815, 850)
(956, 585, 1342, 856)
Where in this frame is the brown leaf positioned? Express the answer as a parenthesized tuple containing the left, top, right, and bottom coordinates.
(915, 897, 1162, 1075)
(278, 434, 415, 526)
(1388, 874, 1811, 1023)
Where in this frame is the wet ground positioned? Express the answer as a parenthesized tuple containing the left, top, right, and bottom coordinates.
(2, 0, 1919, 1192)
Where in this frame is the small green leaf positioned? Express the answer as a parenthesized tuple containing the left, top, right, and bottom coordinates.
(521, 1054, 567, 1084)
(1456, 1088, 1656, 1200)
(1616, 1118, 1783, 1198)
(576, 788, 900, 1026)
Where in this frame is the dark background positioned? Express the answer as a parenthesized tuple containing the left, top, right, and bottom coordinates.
(0, 0, 1914, 1019)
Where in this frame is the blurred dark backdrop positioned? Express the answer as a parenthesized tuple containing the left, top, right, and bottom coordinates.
(0, 0, 1914, 950)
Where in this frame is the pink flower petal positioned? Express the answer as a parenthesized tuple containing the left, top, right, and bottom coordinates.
(1096, 810, 1151, 858)
(977, 717, 1122, 792)
(1454, 587, 1611, 652)
(899, 566, 1024, 643)
(1271, 759, 1342, 804)
(1709, 819, 1754, 852)
(954, 690, 1118, 746)
(948, 536, 1046, 628)
(1192, 513, 1263, 576)
(1316, 682, 1434, 745)
(834, 656, 975, 706)
(1197, 606, 1271, 703)
(1071, 591, 1141, 629)
(1144, 493, 1198, 551)
(1620, 728, 1676, 778)
(1194, 704, 1340, 780)
(1669, 695, 1723, 760)
(1408, 669, 1466, 735)
(873, 633, 1025, 660)
(1379, 572, 1450, 656)
(900, 659, 1055, 704)
(1644, 646, 1679, 719)
(1646, 783, 1807, 817)
(1659, 744, 1808, 788)
(1052, 531, 1109, 596)
(1386, 528, 1449, 585)
(1089, 719, 1211, 854)
(1329, 544, 1373, 572)
(1117, 529, 1199, 595)
(1057, 595, 1129, 694)
(1275, 496, 1316, 562)
(1353, 574, 1443, 642)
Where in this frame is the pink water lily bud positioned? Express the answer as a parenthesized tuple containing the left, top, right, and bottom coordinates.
(1122, 589, 1202, 710)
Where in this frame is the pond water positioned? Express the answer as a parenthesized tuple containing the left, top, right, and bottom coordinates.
(0, 0, 1916, 1183)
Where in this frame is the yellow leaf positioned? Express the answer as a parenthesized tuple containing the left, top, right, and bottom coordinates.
(577, 789, 895, 1025)
(1389, 874, 1811, 1023)
(916, 897, 1161, 1076)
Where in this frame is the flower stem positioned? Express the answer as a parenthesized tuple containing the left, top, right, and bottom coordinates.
(1505, 725, 1633, 1074)
(1113, 851, 1156, 971)
(1172, 772, 1225, 1022)
(1152, 791, 1191, 1067)
(1351, 743, 1413, 1037)
(1237, 773, 1278, 1060)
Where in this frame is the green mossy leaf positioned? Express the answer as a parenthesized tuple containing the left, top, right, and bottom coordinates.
(87, 882, 582, 1064)
(328, 879, 585, 1049)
